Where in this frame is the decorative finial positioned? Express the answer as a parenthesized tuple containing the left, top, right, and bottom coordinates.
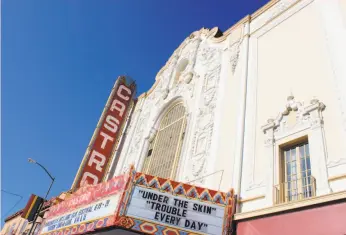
(287, 89, 294, 101)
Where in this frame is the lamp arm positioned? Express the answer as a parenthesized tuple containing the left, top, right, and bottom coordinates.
(35, 162, 55, 181)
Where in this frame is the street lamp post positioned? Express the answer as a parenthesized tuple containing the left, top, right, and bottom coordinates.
(27, 158, 55, 235)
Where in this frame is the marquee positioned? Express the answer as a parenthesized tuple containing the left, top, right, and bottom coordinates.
(39, 173, 130, 235)
(114, 170, 235, 235)
(39, 166, 235, 235)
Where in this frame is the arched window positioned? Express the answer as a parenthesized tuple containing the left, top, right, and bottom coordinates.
(142, 103, 186, 179)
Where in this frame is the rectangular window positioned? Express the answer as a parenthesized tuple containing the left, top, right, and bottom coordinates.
(275, 140, 316, 204)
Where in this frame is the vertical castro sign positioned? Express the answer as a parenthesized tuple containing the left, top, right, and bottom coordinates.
(76, 76, 136, 188)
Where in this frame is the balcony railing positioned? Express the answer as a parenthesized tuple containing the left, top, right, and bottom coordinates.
(274, 175, 316, 204)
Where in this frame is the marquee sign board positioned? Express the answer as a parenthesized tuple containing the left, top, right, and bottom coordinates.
(113, 171, 235, 235)
(41, 167, 234, 235)
(126, 186, 226, 235)
(73, 76, 136, 189)
(40, 195, 120, 234)
(39, 173, 130, 235)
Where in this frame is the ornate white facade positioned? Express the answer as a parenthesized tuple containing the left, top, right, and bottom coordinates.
(105, 0, 346, 217)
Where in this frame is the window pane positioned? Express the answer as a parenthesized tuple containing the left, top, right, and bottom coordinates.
(306, 157, 311, 171)
(299, 145, 305, 158)
(291, 149, 296, 161)
(292, 162, 297, 175)
(307, 169, 311, 177)
(301, 158, 306, 172)
(292, 174, 297, 181)
(285, 150, 291, 162)
(304, 186, 309, 197)
(292, 190, 298, 200)
(286, 162, 291, 175)
(306, 143, 310, 156)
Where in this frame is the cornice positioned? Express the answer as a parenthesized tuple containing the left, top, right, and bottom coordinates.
(251, 0, 280, 20)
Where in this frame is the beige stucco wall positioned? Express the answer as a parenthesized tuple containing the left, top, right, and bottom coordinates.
(211, 26, 246, 192)
(340, 0, 346, 26)
(210, 52, 240, 192)
(255, 1, 343, 178)
(240, 0, 346, 213)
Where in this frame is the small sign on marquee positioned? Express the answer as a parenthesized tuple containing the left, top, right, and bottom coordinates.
(40, 195, 120, 234)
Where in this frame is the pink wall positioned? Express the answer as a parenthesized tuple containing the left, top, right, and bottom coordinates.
(237, 201, 346, 235)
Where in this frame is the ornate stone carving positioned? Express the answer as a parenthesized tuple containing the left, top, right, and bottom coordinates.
(252, 96, 327, 192)
(228, 40, 241, 74)
(262, 95, 326, 136)
(127, 110, 150, 163)
(197, 108, 213, 130)
(310, 117, 323, 130)
(187, 77, 196, 98)
(182, 71, 193, 84)
(197, 47, 219, 66)
(180, 39, 200, 61)
(162, 88, 169, 100)
(187, 47, 222, 185)
(202, 65, 221, 106)
(199, 27, 211, 37)
(148, 32, 202, 107)
(147, 127, 157, 143)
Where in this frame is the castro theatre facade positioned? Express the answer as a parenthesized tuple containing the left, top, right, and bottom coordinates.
(38, 0, 346, 234)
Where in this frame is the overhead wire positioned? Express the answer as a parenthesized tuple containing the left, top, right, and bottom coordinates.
(1, 189, 24, 219)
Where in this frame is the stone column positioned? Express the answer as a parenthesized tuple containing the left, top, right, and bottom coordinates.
(307, 100, 331, 195)
(262, 120, 276, 206)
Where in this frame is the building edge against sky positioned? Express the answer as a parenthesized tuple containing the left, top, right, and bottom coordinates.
(73, 0, 346, 223)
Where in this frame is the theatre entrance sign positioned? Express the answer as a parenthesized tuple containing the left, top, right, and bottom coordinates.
(39, 167, 235, 235)
(126, 186, 226, 235)
(118, 171, 235, 235)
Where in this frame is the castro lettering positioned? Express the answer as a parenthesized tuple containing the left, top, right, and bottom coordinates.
(78, 81, 135, 187)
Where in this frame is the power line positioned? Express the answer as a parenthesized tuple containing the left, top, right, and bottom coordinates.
(1, 189, 23, 199)
(1, 189, 23, 219)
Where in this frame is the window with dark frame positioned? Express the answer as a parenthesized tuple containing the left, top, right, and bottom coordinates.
(281, 141, 314, 203)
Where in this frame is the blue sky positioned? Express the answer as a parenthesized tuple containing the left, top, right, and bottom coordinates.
(1, 0, 268, 225)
